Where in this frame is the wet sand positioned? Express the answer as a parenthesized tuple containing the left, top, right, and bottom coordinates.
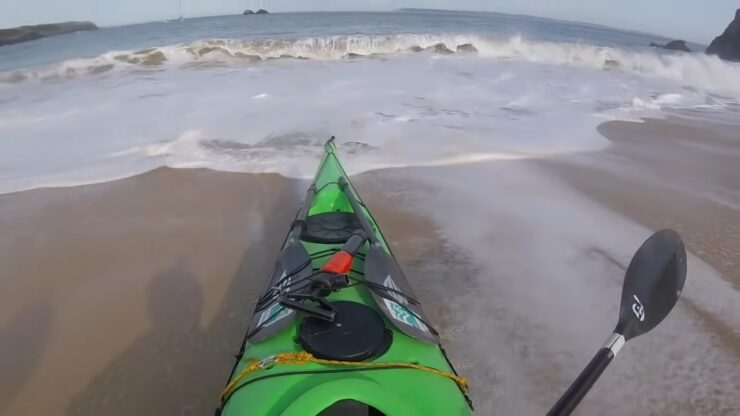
(0, 167, 459, 416)
(543, 116, 740, 287)
(1, 116, 739, 415)
(0, 168, 301, 416)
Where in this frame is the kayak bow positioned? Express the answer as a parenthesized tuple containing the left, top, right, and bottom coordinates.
(218, 138, 472, 416)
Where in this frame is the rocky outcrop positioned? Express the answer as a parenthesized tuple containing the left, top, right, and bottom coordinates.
(256, 9, 269, 14)
(0, 21, 97, 47)
(242, 9, 254, 15)
(706, 9, 740, 61)
(456, 43, 478, 53)
(425, 42, 453, 54)
(650, 40, 690, 52)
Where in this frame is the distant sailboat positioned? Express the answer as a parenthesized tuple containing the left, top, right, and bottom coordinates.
(168, 0, 184, 22)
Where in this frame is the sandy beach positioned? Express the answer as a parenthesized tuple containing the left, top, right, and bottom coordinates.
(1, 116, 739, 415)
(545, 116, 740, 286)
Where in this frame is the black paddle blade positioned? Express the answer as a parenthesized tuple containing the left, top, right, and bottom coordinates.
(364, 245, 438, 344)
(247, 240, 313, 341)
(614, 229, 687, 341)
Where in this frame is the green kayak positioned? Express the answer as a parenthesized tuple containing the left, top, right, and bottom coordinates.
(217, 138, 472, 416)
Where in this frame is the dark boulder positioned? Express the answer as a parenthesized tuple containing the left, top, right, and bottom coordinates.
(256, 9, 269, 14)
(456, 43, 478, 53)
(0, 21, 97, 47)
(706, 9, 740, 61)
(650, 40, 690, 52)
(406, 45, 423, 53)
(604, 59, 620, 70)
(424, 42, 453, 55)
(242, 9, 254, 15)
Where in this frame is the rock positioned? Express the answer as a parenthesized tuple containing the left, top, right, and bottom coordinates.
(406, 45, 423, 53)
(706, 9, 740, 61)
(603, 59, 620, 70)
(650, 40, 690, 52)
(425, 42, 453, 55)
(0, 21, 97, 47)
(456, 43, 478, 53)
(242, 9, 254, 15)
(256, 9, 269, 14)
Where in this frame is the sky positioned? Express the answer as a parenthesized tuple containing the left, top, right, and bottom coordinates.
(0, 0, 736, 44)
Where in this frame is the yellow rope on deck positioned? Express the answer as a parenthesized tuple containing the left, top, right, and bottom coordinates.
(221, 352, 469, 402)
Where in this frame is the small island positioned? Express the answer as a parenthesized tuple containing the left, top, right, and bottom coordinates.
(0, 21, 97, 47)
(650, 40, 691, 52)
(243, 9, 269, 15)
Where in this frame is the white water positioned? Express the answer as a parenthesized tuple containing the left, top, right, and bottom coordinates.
(4, 34, 740, 95)
(1, 35, 738, 194)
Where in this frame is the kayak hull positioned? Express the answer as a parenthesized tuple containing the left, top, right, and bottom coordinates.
(220, 138, 472, 416)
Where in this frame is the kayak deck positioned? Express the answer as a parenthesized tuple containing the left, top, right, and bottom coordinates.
(219, 138, 472, 416)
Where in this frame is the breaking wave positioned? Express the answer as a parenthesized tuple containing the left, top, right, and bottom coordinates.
(2, 33, 740, 95)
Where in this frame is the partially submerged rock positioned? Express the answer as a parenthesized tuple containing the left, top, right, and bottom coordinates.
(242, 9, 254, 15)
(650, 40, 691, 52)
(706, 9, 740, 61)
(256, 9, 269, 14)
(425, 42, 453, 55)
(456, 43, 478, 53)
(603, 59, 620, 70)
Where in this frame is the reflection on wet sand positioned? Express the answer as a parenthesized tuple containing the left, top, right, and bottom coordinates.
(0, 303, 52, 413)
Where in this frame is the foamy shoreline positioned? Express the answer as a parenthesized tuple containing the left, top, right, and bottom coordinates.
(3, 33, 740, 97)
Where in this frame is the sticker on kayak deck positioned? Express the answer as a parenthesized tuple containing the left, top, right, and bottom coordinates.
(383, 274, 408, 305)
(257, 303, 293, 328)
(383, 298, 429, 333)
(256, 270, 293, 328)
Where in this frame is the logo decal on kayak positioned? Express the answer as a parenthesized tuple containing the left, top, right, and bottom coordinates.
(257, 303, 292, 327)
(383, 274, 408, 305)
(631, 294, 645, 322)
(381, 274, 428, 333)
(383, 299, 429, 333)
(256, 270, 293, 328)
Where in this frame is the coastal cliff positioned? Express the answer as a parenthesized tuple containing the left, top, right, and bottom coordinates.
(706, 9, 740, 61)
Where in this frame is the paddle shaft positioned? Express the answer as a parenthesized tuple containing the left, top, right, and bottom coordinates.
(547, 347, 614, 416)
(338, 177, 379, 244)
(289, 185, 317, 241)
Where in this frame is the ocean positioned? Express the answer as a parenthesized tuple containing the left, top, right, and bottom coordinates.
(1, 10, 739, 193)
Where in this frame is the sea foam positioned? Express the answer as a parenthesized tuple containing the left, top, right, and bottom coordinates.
(2, 34, 740, 96)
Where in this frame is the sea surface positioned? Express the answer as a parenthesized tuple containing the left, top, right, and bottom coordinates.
(1, 10, 739, 193)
